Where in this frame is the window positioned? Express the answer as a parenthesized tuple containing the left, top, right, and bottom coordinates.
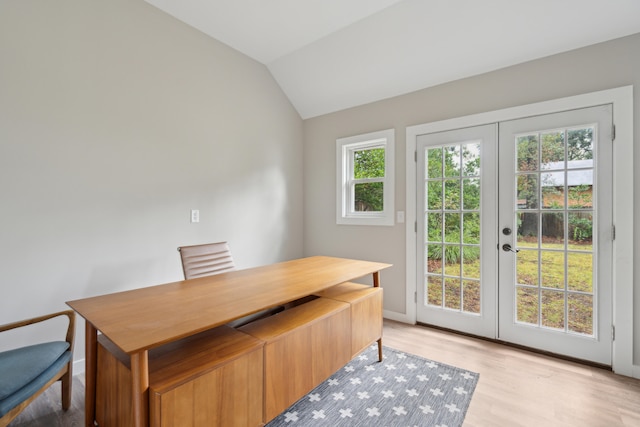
(336, 129, 395, 226)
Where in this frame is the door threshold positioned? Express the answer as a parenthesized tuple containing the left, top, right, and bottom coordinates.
(416, 321, 611, 371)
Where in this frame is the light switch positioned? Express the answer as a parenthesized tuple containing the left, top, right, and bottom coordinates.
(190, 209, 200, 223)
(396, 211, 405, 223)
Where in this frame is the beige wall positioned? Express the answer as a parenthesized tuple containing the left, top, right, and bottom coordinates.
(0, 0, 303, 359)
(303, 33, 639, 361)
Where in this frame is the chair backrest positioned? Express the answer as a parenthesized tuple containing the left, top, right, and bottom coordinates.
(177, 242, 236, 280)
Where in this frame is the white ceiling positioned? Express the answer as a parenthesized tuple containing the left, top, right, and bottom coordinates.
(145, 0, 640, 119)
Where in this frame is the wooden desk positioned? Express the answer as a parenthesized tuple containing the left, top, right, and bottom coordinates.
(67, 256, 391, 427)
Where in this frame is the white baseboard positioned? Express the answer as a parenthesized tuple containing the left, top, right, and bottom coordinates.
(73, 358, 85, 376)
(383, 310, 414, 324)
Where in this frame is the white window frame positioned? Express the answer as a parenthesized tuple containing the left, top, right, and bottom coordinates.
(336, 128, 395, 226)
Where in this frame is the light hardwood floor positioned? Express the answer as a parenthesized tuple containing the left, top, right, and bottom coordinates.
(384, 320, 640, 426)
(9, 320, 640, 426)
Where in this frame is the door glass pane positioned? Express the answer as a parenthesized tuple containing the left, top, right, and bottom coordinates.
(517, 212, 538, 247)
(567, 127, 594, 166)
(568, 212, 593, 251)
(541, 212, 564, 249)
(444, 146, 461, 177)
(568, 293, 593, 335)
(541, 290, 565, 329)
(517, 135, 538, 171)
(568, 171, 593, 208)
(427, 148, 443, 178)
(444, 278, 461, 309)
(541, 172, 565, 209)
(444, 179, 460, 209)
(462, 212, 480, 244)
(427, 275, 442, 306)
(567, 252, 593, 292)
(516, 250, 538, 286)
(541, 251, 564, 289)
(463, 280, 480, 314)
(462, 247, 480, 279)
(462, 143, 480, 176)
(513, 125, 595, 336)
(541, 131, 565, 169)
(517, 174, 539, 209)
(462, 178, 480, 210)
(424, 142, 481, 314)
(516, 286, 539, 324)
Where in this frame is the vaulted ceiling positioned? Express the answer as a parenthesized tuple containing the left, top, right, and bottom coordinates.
(144, 0, 640, 119)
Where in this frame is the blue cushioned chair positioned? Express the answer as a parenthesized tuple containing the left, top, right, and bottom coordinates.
(0, 310, 75, 427)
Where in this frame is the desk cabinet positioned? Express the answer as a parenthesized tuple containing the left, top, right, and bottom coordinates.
(240, 297, 351, 423)
(96, 326, 264, 427)
(315, 282, 383, 357)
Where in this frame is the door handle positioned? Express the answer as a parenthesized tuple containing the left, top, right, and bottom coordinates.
(502, 244, 520, 253)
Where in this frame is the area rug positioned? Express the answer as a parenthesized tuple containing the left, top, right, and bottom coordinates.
(266, 344, 479, 426)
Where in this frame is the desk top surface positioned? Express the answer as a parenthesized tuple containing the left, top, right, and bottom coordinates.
(67, 256, 391, 354)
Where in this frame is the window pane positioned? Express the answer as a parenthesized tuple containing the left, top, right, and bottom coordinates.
(462, 143, 480, 177)
(444, 179, 460, 210)
(567, 127, 594, 167)
(516, 249, 538, 286)
(568, 212, 593, 249)
(517, 212, 538, 247)
(427, 181, 442, 210)
(541, 251, 564, 290)
(353, 148, 385, 178)
(354, 182, 383, 212)
(567, 252, 593, 293)
(568, 171, 593, 209)
(427, 148, 443, 178)
(444, 146, 461, 177)
(462, 212, 480, 244)
(444, 213, 460, 243)
(462, 178, 480, 210)
(516, 286, 539, 325)
(426, 245, 443, 273)
(426, 212, 443, 242)
(568, 293, 593, 335)
(444, 278, 461, 309)
(444, 248, 460, 276)
(541, 172, 565, 209)
(517, 135, 538, 171)
(427, 275, 443, 306)
(541, 212, 564, 249)
(462, 246, 480, 279)
(517, 174, 539, 209)
(541, 131, 565, 170)
(541, 290, 565, 330)
(463, 280, 480, 314)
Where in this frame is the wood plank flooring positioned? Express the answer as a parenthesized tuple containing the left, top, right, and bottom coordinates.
(9, 320, 640, 426)
(383, 320, 640, 426)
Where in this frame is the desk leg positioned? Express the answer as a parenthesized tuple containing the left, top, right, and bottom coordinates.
(84, 322, 97, 427)
(130, 350, 149, 427)
(372, 271, 383, 362)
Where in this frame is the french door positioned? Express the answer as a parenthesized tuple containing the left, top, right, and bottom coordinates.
(416, 105, 613, 364)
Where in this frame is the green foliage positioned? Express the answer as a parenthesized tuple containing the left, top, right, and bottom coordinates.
(353, 147, 385, 211)
(569, 215, 592, 242)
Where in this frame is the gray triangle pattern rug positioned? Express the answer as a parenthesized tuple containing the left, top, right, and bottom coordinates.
(266, 345, 478, 427)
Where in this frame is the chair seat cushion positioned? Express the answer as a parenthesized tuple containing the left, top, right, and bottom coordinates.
(0, 341, 70, 400)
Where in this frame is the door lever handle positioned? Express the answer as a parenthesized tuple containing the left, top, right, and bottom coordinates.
(502, 244, 520, 253)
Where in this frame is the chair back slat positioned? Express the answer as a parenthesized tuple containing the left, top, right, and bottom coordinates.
(178, 242, 236, 280)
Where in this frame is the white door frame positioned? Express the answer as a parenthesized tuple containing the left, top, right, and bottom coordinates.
(405, 86, 634, 376)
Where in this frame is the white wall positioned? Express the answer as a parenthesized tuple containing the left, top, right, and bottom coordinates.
(303, 33, 639, 365)
(0, 0, 303, 362)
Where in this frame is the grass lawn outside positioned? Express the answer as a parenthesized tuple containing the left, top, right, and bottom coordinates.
(426, 238, 594, 335)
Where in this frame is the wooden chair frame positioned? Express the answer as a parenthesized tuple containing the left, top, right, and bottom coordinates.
(0, 310, 75, 427)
